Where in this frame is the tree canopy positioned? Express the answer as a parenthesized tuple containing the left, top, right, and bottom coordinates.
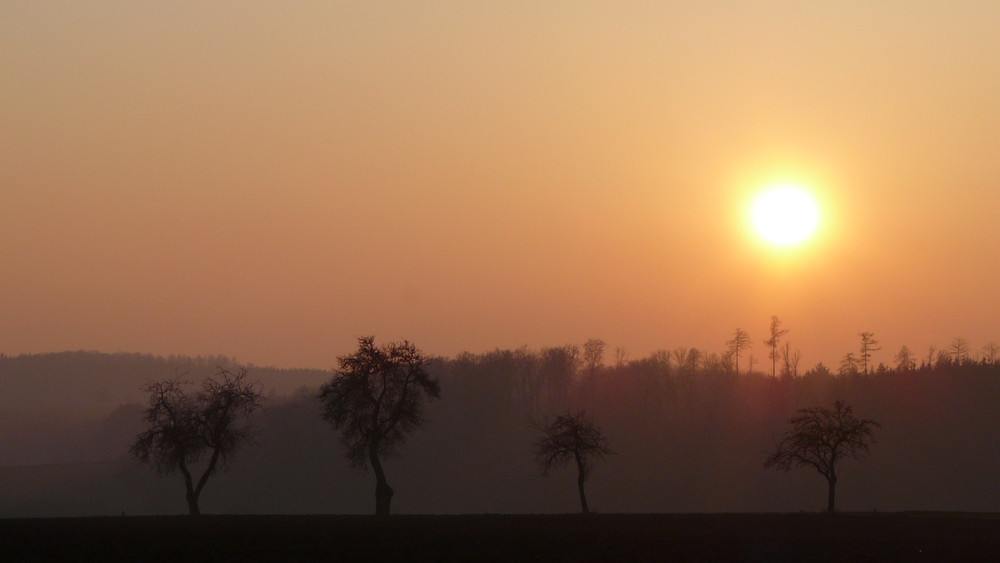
(318, 336, 440, 516)
(535, 410, 611, 513)
(130, 366, 263, 515)
(765, 400, 879, 512)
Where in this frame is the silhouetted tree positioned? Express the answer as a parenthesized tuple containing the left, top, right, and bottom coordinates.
(781, 342, 801, 378)
(923, 345, 937, 368)
(671, 347, 701, 374)
(726, 328, 752, 376)
(535, 411, 611, 514)
(702, 351, 724, 373)
(671, 347, 690, 373)
(838, 353, 860, 376)
(506, 347, 543, 413)
(130, 366, 264, 515)
(614, 346, 628, 368)
(765, 400, 879, 513)
(949, 338, 970, 365)
(764, 316, 789, 377)
(859, 332, 881, 375)
(318, 336, 440, 517)
(803, 362, 833, 378)
(983, 343, 1000, 365)
(894, 345, 915, 372)
(539, 345, 579, 406)
(582, 339, 606, 378)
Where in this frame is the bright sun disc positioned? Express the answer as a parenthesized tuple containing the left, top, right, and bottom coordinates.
(751, 185, 820, 247)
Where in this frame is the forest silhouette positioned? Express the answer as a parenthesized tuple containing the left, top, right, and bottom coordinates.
(2, 332, 1000, 517)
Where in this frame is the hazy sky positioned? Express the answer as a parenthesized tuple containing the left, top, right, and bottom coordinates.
(3, 2, 999, 369)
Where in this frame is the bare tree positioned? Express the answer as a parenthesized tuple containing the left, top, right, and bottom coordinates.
(534, 411, 611, 514)
(540, 345, 579, 406)
(983, 342, 1000, 365)
(614, 347, 628, 369)
(765, 400, 879, 513)
(924, 345, 937, 368)
(671, 347, 690, 373)
(838, 353, 860, 376)
(780, 342, 801, 378)
(858, 332, 881, 375)
(764, 316, 789, 377)
(726, 328, 752, 376)
(702, 351, 724, 373)
(894, 345, 915, 372)
(131, 366, 264, 515)
(582, 339, 606, 378)
(949, 338, 970, 365)
(318, 336, 440, 517)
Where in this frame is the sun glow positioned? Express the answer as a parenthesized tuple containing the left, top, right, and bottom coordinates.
(750, 184, 820, 247)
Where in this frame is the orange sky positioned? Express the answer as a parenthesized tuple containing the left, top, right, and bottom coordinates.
(3, 2, 999, 369)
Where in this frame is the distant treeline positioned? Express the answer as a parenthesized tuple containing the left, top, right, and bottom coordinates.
(2, 344, 1000, 516)
(0, 350, 328, 416)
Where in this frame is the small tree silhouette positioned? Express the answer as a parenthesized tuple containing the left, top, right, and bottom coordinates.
(764, 316, 789, 377)
(859, 332, 881, 375)
(318, 336, 440, 517)
(726, 328, 752, 376)
(130, 366, 264, 515)
(765, 400, 879, 513)
(534, 411, 611, 514)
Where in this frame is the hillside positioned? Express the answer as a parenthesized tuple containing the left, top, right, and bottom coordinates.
(0, 351, 328, 465)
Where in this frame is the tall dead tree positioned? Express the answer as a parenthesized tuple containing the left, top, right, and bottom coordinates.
(764, 316, 789, 378)
(726, 328, 752, 376)
(859, 332, 881, 375)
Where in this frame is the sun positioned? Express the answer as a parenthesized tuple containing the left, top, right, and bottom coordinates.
(750, 184, 820, 247)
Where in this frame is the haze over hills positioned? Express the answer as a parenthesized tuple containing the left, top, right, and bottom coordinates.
(3, 349, 1000, 517)
(0, 351, 328, 466)
(0, 351, 328, 415)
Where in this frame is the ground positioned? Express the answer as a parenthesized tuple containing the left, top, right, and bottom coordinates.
(3, 513, 1000, 561)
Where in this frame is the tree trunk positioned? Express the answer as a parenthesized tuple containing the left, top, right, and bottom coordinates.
(187, 449, 220, 517)
(575, 454, 589, 514)
(826, 475, 837, 513)
(179, 460, 201, 516)
(186, 490, 201, 516)
(370, 446, 393, 517)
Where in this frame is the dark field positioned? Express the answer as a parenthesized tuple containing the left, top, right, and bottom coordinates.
(3, 513, 1000, 562)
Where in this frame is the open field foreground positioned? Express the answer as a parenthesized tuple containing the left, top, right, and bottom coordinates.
(3, 513, 1000, 562)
